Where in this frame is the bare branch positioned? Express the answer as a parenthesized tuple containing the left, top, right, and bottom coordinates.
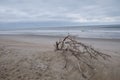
(55, 35, 111, 80)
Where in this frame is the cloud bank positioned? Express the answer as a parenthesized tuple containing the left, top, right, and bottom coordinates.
(0, 0, 120, 25)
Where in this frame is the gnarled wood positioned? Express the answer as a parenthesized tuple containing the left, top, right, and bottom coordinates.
(55, 35, 111, 80)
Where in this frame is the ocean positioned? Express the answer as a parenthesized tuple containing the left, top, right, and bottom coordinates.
(0, 25, 120, 39)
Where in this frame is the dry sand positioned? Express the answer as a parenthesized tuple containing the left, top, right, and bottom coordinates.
(0, 35, 120, 80)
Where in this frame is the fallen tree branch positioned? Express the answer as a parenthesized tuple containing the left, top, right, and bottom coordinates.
(55, 35, 111, 80)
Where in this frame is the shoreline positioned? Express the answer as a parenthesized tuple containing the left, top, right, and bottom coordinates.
(0, 34, 120, 53)
(0, 34, 120, 40)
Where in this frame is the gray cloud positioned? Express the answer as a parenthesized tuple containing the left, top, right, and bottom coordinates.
(0, 0, 120, 24)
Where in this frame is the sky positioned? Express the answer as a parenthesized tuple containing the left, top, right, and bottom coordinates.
(0, 0, 120, 27)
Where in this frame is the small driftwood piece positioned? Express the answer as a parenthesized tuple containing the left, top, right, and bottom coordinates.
(55, 35, 111, 80)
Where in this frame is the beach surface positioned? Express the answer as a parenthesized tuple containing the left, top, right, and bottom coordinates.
(0, 35, 120, 80)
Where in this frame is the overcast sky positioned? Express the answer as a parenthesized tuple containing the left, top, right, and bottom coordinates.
(0, 0, 120, 25)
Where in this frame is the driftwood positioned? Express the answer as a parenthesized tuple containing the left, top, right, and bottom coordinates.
(55, 35, 111, 80)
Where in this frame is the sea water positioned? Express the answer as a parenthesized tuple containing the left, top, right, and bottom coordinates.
(0, 25, 120, 39)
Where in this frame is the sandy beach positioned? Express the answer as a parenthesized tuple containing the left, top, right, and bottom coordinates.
(0, 35, 120, 80)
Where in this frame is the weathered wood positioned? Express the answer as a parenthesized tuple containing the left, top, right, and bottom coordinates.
(55, 35, 111, 80)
